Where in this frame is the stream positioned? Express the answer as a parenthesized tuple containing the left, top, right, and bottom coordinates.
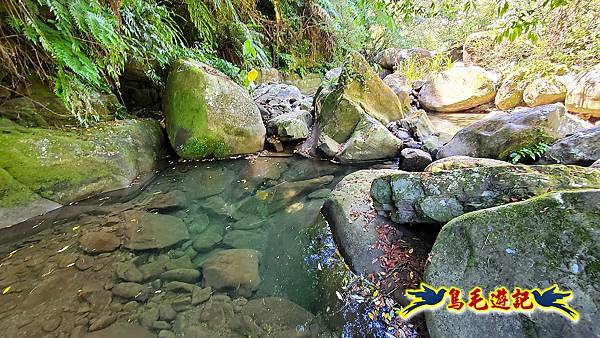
(0, 156, 383, 337)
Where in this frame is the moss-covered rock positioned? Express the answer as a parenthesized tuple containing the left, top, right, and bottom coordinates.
(425, 189, 600, 338)
(0, 118, 164, 208)
(436, 103, 591, 160)
(425, 156, 512, 172)
(370, 165, 600, 225)
(313, 52, 404, 162)
(163, 59, 266, 159)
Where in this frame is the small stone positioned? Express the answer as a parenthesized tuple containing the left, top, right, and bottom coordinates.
(58, 253, 79, 268)
(115, 262, 144, 283)
(41, 315, 62, 332)
(112, 282, 150, 302)
(75, 256, 94, 270)
(399, 148, 432, 171)
(151, 279, 162, 290)
(70, 326, 87, 338)
(122, 301, 140, 313)
(138, 307, 159, 328)
(163, 281, 196, 293)
(159, 304, 177, 322)
(191, 230, 223, 252)
(75, 316, 89, 326)
(160, 269, 201, 284)
(79, 231, 120, 254)
(89, 314, 116, 331)
(191, 287, 212, 305)
(308, 189, 331, 199)
(158, 330, 176, 338)
(153, 321, 171, 330)
(171, 296, 192, 312)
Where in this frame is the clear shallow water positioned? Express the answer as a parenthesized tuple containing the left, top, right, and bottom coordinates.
(0, 156, 378, 337)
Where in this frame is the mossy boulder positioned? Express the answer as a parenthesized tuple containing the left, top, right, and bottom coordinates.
(314, 52, 404, 162)
(418, 65, 497, 112)
(425, 156, 512, 172)
(370, 165, 600, 225)
(436, 104, 591, 160)
(163, 59, 266, 159)
(0, 118, 164, 227)
(495, 69, 527, 110)
(425, 189, 600, 338)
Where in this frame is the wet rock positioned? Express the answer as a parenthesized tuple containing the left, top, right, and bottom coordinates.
(308, 189, 331, 199)
(199, 300, 235, 329)
(111, 283, 150, 302)
(543, 126, 600, 165)
(79, 288, 112, 313)
(425, 156, 512, 172)
(41, 315, 62, 332)
(142, 190, 187, 212)
(192, 230, 223, 252)
(158, 330, 176, 338)
(58, 253, 79, 268)
(191, 286, 212, 305)
(153, 321, 171, 330)
(230, 314, 265, 337)
(139, 256, 194, 281)
(171, 296, 192, 312)
(565, 65, 600, 117)
(88, 314, 116, 331)
(230, 216, 270, 230)
(84, 323, 154, 338)
(183, 167, 235, 200)
(425, 190, 600, 338)
(399, 148, 432, 171)
(202, 249, 261, 297)
(418, 66, 496, 112)
(79, 231, 120, 254)
(160, 269, 201, 284)
(138, 307, 159, 328)
(163, 59, 266, 159)
(163, 281, 196, 293)
(123, 301, 140, 313)
(437, 104, 592, 160)
(222, 230, 267, 251)
(371, 165, 600, 225)
(241, 297, 315, 329)
(322, 170, 399, 274)
(75, 256, 94, 271)
(115, 262, 144, 283)
(121, 211, 189, 251)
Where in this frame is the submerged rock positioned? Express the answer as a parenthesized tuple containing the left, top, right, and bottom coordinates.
(425, 190, 600, 338)
(84, 323, 154, 338)
(371, 165, 600, 225)
(201, 249, 261, 297)
(437, 104, 591, 160)
(418, 66, 496, 112)
(112, 283, 150, 302)
(241, 297, 315, 329)
(121, 211, 190, 251)
(163, 59, 266, 159)
(79, 231, 121, 254)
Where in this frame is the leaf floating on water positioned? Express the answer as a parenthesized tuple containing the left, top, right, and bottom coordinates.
(8, 249, 18, 258)
(368, 312, 375, 320)
(57, 245, 70, 253)
(335, 291, 343, 300)
(2, 286, 11, 294)
(373, 290, 379, 297)
(72, 225, 80, 232)
(256, 190, 269, 200)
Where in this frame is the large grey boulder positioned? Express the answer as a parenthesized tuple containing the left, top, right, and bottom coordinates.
(425, 190, 600, 338)
(418, 66, 496, 112)
(544, 126, 600, 165)
(163, 59, 266, 159)
(370, 165, 600, 225)
(437, 104, 592, 160)
(374, 47, 434, 71)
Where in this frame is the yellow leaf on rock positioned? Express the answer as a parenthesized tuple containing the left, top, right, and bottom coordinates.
(2, 286, 11, 294)
(247, 68, 259, 82)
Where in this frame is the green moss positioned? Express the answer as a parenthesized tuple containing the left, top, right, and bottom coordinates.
(177, 135, 231, 159)
(0, 168, 39, 207)
(497, 129, 555, 160)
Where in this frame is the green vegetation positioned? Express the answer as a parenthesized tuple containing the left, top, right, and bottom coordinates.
(509, 142, 550, 164)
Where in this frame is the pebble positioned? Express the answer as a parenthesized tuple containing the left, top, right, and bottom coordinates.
(160, 269, 200, 284)
(153, 321, 171, 330)
(122, 301, 140, 313)
(138, 308, 159, 328)
(158, 330, 176, 338)
(163, 281, 196, 293)
(159, 304, 177, 322)
(111, 282, 149, 302)
(41, 315, 62, 332)
(75, 256, 94, 271)
(171, 296, 192, 312)
(191, 286, 212, 305)
(88, 314, 116, 331)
